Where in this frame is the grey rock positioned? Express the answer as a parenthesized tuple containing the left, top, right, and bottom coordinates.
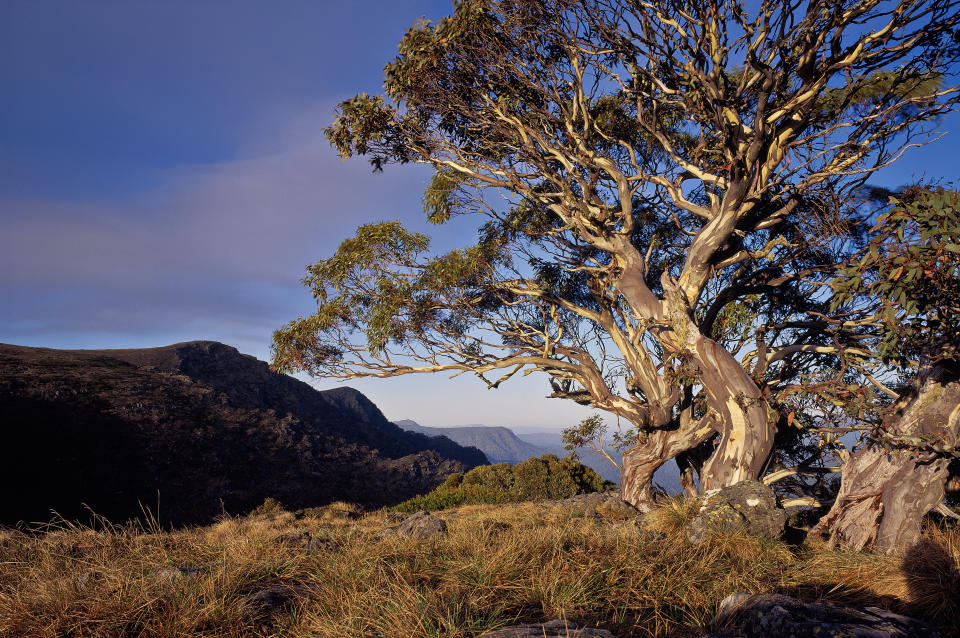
(686, 480, 785, 544)
(707, 592, 942, 638)
(154, 565, 201, 583)
(381, 511, 448, 539)
(274, 529, 335, 552)
(480, 618, 618, 637)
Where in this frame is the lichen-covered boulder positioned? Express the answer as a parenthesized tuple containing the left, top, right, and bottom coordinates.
(686, 479, 785, 544)
(381, 510, 448, 539)
(703, 592, 942, 638)
(480, 619, 618, 637)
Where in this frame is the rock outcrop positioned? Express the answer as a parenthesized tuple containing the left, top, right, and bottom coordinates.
(703, 592, 942, 638)
(686, 479, 785, 544)
(381, 511, 448, 539)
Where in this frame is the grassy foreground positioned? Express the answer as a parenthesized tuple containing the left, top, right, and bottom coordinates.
(1, 498, 958, 637)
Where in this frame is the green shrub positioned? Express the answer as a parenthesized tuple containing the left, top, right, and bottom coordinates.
(389, 454, 614, 512)
(462, 462, 516, 492)
(439, 472, 463, 489)
(248, 497, 287, 517)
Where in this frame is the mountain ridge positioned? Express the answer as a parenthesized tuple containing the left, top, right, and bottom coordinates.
(394, 419, 542, 464)
(395, 420, 686, 490)
(0, 341, 485, 526)
(394, 418, 625, 484)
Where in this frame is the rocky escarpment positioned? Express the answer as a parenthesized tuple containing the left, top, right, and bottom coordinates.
(0, 341, 486, 526)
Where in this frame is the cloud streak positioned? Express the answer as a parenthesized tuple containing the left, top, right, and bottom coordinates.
(0, 105, 429, 341)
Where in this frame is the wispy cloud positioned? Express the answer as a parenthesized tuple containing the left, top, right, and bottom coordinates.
(0, 104, 431, 345)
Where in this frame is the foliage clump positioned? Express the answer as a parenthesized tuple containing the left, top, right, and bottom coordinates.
(248, 497, 287, 517)
(390, 454, 614, 512)
(833, 187, 960, 369)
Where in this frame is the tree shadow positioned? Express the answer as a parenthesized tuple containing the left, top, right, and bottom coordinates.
(772, 582, 903, 617)
(901, 537, 960, 636)
(763, 537, 960, 637)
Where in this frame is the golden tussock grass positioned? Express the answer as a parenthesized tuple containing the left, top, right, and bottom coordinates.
(0, 499, 957, 637)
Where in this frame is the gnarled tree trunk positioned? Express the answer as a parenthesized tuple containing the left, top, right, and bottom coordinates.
(810, 364, 960, 553)
(616, 266, 777, 499)
(620, 415, 714, 511)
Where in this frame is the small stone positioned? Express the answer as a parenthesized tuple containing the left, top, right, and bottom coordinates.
(381, 511, 448, 540)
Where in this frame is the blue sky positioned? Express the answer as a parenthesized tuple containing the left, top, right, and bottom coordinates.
(0, 1, 956, 429)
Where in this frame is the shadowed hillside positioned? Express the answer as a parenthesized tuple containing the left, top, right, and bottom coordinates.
(0, 342, 485, 526)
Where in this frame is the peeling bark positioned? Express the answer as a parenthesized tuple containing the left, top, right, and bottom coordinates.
(811, 365, 960, 553)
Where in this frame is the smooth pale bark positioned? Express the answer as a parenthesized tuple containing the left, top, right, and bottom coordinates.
(810, 365, 960, 553)
(693, 335, 776, 490)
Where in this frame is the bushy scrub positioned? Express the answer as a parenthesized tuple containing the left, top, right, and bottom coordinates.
(391, 454, 614, 512)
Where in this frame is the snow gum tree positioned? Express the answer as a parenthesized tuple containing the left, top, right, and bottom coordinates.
(273, 0, 959, 512)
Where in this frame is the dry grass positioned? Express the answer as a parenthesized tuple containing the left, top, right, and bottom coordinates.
(1, 499, 957, 637)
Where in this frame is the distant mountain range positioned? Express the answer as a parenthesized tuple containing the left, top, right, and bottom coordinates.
(395, 419, 624, 484)
(0, 341, 486, 526)
(394, 420, 544, 464)
(395, 420, 684, 492)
